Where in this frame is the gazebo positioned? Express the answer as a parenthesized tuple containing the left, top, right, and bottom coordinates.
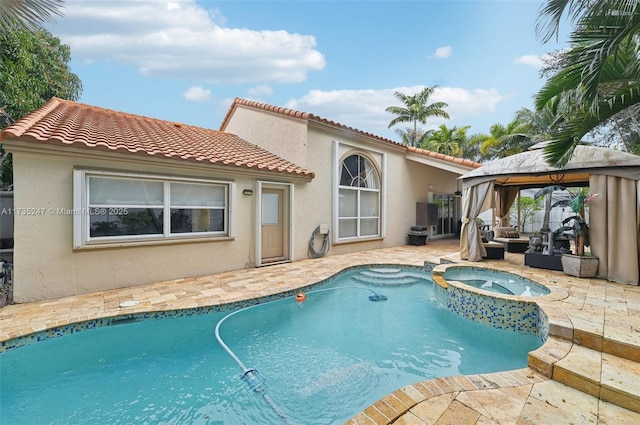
(459, 145, 640, 285)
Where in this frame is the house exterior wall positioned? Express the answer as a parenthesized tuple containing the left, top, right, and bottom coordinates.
(222, 106, 310, 168)
(226, 109, 466, 258)
(7, 106, 470, 303)
(9, 148, 268, 302)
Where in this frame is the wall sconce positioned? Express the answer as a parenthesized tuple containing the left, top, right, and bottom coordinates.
(242, 189, 254, 196)
(428, 184, 434, 192)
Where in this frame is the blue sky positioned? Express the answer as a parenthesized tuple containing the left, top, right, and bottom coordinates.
(44, 0, 569, 141)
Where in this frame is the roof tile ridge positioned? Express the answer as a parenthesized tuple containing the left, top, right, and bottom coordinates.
(0, 97, 63, 140)
(406, 145, 482, 168)
(219, 98, 310, 131)
(308, 114, 406, 148)
(218, 97, 241, 131)
(240, 98, 311, 120)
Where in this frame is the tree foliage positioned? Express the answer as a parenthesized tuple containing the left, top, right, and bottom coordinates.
(535, 0, 640, 166)
(510, 196, 542, 233)
(0, 28, 82, 186)
(394, 127, 428, 147)
(386, 86, 449, 147)
(422, 124, 469, 157)
(476, 119, 532, 161)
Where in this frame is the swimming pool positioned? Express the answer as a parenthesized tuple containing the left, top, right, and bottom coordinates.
(0, 266, 543, 424)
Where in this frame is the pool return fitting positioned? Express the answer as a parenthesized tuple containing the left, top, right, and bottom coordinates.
(213, 285, 388, 424)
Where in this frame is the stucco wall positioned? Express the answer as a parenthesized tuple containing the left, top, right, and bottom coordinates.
(289, 124, 465, 258)
(222, 106, 310, 169)
(10, 150, 261, 302)
(9, 109, 469, 302)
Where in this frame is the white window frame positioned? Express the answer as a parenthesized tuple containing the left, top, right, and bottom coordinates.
(73, 170, 236, 248)
(332, 141, 386, 243)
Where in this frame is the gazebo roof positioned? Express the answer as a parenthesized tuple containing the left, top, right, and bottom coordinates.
(460, 145, 640, 188)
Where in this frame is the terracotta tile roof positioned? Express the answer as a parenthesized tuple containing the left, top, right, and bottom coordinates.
(406, 146, 481, 169)
(0, 97, 315, 179)
(220, 98, 482, 169)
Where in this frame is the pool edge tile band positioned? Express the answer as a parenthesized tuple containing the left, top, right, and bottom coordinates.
(0, 263, 550, 352)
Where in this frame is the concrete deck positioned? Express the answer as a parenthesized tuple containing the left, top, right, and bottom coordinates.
(1, 238, 640, 424)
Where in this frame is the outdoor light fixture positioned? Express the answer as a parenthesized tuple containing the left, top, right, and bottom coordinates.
(242, 189, 254, 196)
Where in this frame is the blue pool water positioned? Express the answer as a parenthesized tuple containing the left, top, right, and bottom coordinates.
(0, 267, 543, 424)
(443, 267, 550, 297)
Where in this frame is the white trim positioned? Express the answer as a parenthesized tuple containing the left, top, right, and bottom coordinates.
(229, 184, 237, 239)
(333, 141, 384, 243)
(332, 140, 340, 244)
(381, 152, 387, 238)
(288, 183, 294, 260)
(256, 180, 294, 266)
(73, 169, 235, 249)
(72, 170, 85, 248)
(255, 181, 263, 266)
(405, 152, 474, 175)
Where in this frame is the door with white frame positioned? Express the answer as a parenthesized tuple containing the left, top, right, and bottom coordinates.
(257, 182, 292, 265)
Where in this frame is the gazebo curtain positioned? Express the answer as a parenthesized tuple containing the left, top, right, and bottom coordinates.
(590, 175, 640, 285)
(460, 181, 495, 261)
(496, 186, 519, 226)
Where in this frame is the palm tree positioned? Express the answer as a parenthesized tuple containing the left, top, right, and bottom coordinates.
(422, 124, 469, 157)
(514, 100, 560, 144)
(461, 133, 486, 162)
(386, 85, 450, 147)
(535, 0, 640, 166)
(394, 127, 428, 147)
(478, 119, 533, 161)
(0, 0, 63, 32)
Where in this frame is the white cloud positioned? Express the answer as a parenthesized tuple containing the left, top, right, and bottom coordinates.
(433, 45, 453, 59)
(514, 54, 544, 68)
(247, 85, 274, 97)
(50, 0, 325, 84)
(183, 86, 211, 102)
(286, 85, 506, 138)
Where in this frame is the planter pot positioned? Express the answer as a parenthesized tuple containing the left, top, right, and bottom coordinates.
(561, 254, 599, 278)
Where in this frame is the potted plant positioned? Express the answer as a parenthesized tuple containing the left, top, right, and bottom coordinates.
(535, 186, 599, 277)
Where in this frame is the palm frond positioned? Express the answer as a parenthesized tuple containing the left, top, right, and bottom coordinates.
(543, 84, 640, 166)
(566, 4, 640, 110)
(0, 0, 64, 32)
(536, 0, 592, 43)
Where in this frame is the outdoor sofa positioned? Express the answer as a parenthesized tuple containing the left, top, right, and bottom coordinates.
(492, 226, 530, 253)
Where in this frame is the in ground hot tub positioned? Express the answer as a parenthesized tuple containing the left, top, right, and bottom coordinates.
(443, 267, 550, 297)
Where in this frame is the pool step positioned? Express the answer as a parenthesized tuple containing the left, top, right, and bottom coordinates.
(353, 269, 429, 286)
(552, 345, 640, 413)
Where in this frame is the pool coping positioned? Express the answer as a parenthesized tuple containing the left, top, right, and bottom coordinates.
(0, 263, 430, 352)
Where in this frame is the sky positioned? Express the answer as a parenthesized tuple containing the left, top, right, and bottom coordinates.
(43, 0, 569, 142)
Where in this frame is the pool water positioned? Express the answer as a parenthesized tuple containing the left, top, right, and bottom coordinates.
(0, 267, 543, 424)
(443, 267, 550, 297)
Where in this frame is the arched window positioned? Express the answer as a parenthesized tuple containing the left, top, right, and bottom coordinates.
(338, 154, 380, 239)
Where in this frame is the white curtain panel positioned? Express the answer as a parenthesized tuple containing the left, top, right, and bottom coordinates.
(460, 181, 494, 261)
